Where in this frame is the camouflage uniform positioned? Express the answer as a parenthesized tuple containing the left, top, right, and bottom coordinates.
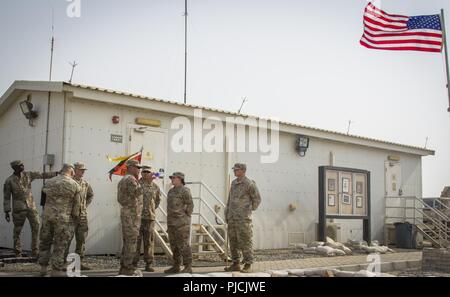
(3, 163, 57, 256)
(167, 179, 193, 267)
(117, 173, 143, 273)
(66, 176, 93, 261)
(225, 171, 261, 265)
(134, 178, 160, 265)
(38, 174, 81, 272)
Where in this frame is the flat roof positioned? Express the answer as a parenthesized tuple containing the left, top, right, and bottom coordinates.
(0, 80, 435, 156)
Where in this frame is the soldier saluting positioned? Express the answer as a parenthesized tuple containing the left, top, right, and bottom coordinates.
(164, 172, 193, 274)
(134, 165, 161, 272)
(65, 162, 94, 270)
(3, 160, 57, 258)
(117, 159, 143, 276)
(224, 163, 261, 273)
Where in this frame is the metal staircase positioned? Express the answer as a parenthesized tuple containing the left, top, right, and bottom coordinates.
(154, 181, 228, 261)
(385, 196, 450, 248)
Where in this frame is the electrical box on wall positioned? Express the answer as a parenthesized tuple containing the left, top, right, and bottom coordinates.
(43, 154, 55, 166)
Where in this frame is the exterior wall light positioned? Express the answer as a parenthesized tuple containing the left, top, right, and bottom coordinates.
(19, 95, 38, 126)
(296, 135, 310, 157)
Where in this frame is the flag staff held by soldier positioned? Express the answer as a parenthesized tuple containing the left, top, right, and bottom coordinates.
(3, 160, 58, 258)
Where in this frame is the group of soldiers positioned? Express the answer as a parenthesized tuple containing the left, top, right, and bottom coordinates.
(3, 159, 261, 276)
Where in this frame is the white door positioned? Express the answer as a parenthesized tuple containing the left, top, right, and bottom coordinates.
(385, 161, 402, 197)
(128, 125, 168, 191)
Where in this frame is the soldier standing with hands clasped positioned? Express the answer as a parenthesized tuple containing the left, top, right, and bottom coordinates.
(117, 159, 143, 276)
(224, 163, 261, 273)
(164, 172, 194, 274)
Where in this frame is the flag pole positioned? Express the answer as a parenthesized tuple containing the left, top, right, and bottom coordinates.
(440, 9, 450, 112)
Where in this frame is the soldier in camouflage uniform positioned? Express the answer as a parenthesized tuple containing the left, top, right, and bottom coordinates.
(38, 164, 81, 277)
(133, 166, 160, 272)
(117, 159, 143, 276)
(164, 172, 194, 274)
(224, 163, 261, 273)
(3, 160, 57, 257)
(65, 162, 94, 270)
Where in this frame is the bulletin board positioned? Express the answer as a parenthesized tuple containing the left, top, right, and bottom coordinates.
(318, 166, 371, 243)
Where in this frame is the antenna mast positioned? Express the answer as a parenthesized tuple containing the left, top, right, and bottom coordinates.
(183, 0, 188, 104)
(49, 7, 55, 81)
(68, 61, 78, 83)
(238, 97, 248, 114)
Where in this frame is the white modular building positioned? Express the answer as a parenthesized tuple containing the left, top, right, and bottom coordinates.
(0, 81, 434, 254)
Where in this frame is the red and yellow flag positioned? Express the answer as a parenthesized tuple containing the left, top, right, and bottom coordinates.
(108, 149, 142, 181)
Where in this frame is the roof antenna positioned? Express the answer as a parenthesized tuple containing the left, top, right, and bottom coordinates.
(237, 97, 247, 114)
(424, 136, 429, 149)
(346, 120, 353, 135)
(183, 0, 188, 104)
(68, 61, 78, 83)
(48, 6, 55, 81)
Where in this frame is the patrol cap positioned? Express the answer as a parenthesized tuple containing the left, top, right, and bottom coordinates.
(141, 166, 152, 173)
(232, 163, 247, 171)
(169, 172, 185, 180)
(10, 160, 24, 168)
(61, 163, 75, 172)
(126, 159, 142, 169)
(73, 162, 87, 170)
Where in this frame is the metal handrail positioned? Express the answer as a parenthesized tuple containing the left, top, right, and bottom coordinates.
(386, 196, 450, 223)
(186, 181, 226, 208)
(157, 182, 228, 253)
(385, 195, 449, 246)
(434, 198, 450, 212)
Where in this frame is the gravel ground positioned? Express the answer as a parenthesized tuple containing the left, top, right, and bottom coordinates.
(0, 247, 435, 275)
(389, 269, 450, 277)
(0, 247, 340, 272)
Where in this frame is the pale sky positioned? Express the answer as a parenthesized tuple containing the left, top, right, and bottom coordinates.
(0, 0, 449, 196)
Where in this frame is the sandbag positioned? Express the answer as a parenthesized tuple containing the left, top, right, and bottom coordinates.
(316, 245, 336, 256)
(308, 241, 325, 247)
(231, 272, 271, 277)
(293, 243, 308, 249)
(340, 246, 352, 255)
(207, 272, 233, 277)
(333, 249, 346, 256)
(303, 247, 317, 254)
(287, 269, 305, 277)
(354, 270, 377, 277)
(333, 270, 356, 277)
(269, 270, 289, 277)
(166, 273, 193, 277)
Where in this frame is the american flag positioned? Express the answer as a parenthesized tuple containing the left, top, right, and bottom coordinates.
(360, 3, 443, 53)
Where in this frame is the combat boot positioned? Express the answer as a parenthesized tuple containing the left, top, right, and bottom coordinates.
(39, 265, 48, 277)
(145, 263, 155, 272)
(224, 262, 241, 272)
(164, 265, 181, 274)
(241, 264, 252, 273)
(181, 264, 192, 274)
(50, 270, 67, 277)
